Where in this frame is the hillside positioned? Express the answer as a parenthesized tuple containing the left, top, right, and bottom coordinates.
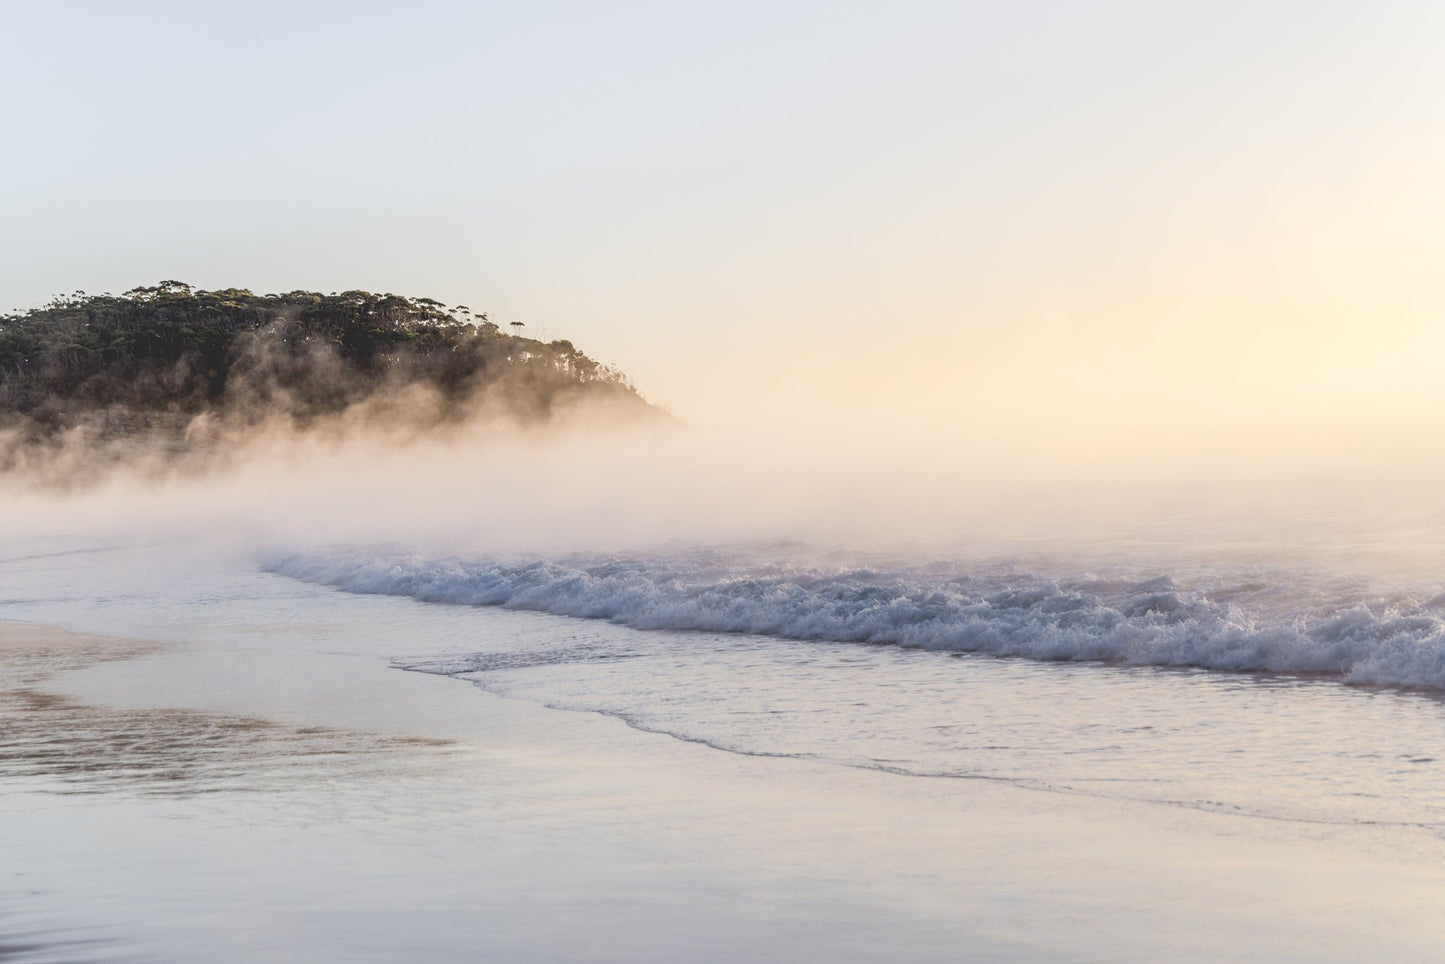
(0, 282, 653, 474)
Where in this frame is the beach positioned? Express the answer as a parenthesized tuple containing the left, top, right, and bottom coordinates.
(3, 539, 1445, 962)
(7, 3, 1445, 959)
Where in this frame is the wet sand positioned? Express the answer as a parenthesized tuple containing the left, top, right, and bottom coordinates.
(0, 623, 451, 798)
(3, 616, 1445, 962)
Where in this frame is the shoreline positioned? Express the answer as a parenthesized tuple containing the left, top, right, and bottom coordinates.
(4, 613, 1445, 960)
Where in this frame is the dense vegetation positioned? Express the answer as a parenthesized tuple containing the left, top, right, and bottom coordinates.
(0, 281, 650, 473)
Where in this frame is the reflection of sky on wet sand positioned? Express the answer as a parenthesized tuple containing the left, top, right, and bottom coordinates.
(0, 624, 466, 963)
(0, 625, 452, 800)
(1, 687, 449, 799)
(0, 932, 111, 964)
(4, 595, 1445, 963)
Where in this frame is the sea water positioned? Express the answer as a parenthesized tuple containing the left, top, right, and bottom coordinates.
(4, 533, 1445, 960)
(9, 535, 1444, 830)
(260, 541, 1445, 831)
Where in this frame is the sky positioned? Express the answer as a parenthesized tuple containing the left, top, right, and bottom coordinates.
(3, 1, 1443, 457)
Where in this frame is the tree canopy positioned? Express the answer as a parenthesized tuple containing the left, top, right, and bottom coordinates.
(0, 283, 650, 470)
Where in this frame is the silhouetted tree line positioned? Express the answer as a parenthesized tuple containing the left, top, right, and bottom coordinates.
(0, 282, 648, 459)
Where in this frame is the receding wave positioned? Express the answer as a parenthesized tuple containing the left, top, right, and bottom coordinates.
(262, 548, 1445, 690)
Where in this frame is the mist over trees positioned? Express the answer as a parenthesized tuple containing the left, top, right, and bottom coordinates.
(0, 282, 654, 480)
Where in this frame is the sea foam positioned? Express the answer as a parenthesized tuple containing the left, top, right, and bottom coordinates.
(262, 548, 1445, 690)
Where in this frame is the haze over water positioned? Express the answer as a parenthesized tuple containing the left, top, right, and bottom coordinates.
(5, 3, 1444, 443)
(3, 3, 1445, 961)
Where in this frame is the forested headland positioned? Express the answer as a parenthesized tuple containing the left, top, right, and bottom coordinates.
(0, 282, 655, 481)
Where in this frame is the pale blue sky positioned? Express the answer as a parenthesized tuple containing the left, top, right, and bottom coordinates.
(3, 2, 1442, 427)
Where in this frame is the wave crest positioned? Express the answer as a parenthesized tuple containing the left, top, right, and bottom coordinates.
(262, 549, 1445, 689)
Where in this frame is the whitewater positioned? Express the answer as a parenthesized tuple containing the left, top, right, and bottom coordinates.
(5, 530, 1445, 960)
(266, 543, 1445, 688)
(261, 541, 1445, 829)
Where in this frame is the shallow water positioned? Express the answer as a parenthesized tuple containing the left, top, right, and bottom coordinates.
(10, 539, 1445, 828)
(263, 542, 1445, 830)
(3, 536, 1445, 961)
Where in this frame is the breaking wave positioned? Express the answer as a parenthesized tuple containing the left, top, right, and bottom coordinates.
(262, 548, 1445, 690)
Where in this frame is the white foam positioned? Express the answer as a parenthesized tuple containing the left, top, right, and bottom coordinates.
(262, 548, 1445, 690)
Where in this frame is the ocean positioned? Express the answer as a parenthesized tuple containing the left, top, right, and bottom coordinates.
(266, 540, 1445, 828)
(3, 530, 1445, 960)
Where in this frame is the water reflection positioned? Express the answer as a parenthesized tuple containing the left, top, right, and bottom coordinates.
(0, 625, 451, 799)
(0, 686, 448, 797)
(0, 928, 120, 964)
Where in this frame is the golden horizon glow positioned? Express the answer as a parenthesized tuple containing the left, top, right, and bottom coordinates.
(2, 2, 1442, 475)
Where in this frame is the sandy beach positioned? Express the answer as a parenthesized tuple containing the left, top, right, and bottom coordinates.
(4, 600, 1445, 963)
